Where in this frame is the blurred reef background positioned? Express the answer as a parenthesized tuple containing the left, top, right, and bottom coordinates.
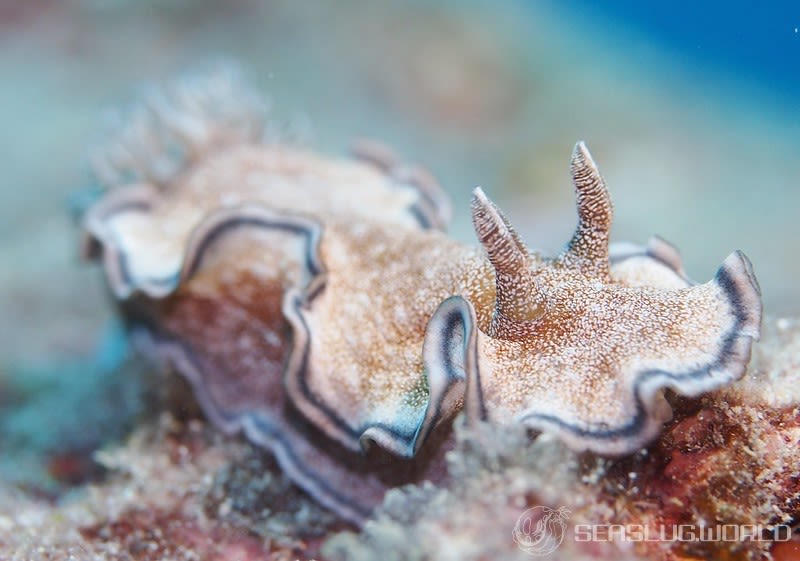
(0, 1, 798, 559)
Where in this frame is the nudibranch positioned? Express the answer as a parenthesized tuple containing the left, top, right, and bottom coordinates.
(81, 69, 762, 526)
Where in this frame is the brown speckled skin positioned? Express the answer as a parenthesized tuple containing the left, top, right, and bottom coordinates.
(124, 229, 454, 523)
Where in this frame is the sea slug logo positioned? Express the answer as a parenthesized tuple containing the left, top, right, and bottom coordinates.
(512, 505, 571, 556)
(511, 507, 792, 556)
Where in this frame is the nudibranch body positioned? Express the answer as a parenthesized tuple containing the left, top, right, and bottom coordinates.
(82, 69, 762, 525)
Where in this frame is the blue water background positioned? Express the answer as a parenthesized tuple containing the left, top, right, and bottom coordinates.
(560, 0, 800, 97)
